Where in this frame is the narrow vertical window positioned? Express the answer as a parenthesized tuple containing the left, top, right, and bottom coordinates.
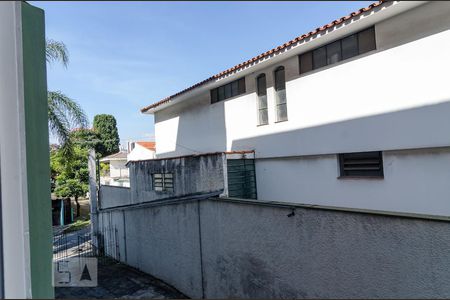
(326, 40, 341, 65)
(341, 34, 358, 60)
(313, 47, 327, 69)
(274, 66, 287, 122)
(256, 74, 268, 125)
(299, 51, 313, 74)
(358, 27, 376, 54)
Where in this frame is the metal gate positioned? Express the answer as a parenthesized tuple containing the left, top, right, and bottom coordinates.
(227, 159, 257, 199)
(53, 226, 120, 262)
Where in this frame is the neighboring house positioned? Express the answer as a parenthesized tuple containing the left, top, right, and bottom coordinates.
(100, 142, 156, 187)
(141, 1, 450, 217)
(100, 151, 130, 187)
(127, 141, 156, 162)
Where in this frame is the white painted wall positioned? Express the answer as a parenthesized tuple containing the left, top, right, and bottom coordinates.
(152, 2, 450, 216)
(110, 160, 129, 178)
(155, 2, 450, 158)
(256, 148, 450, 216)
(0, 2, 32, 297)
(127, 143, 155, 162)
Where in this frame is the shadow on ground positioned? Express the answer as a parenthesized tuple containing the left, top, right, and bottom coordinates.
(55, 257, 188, 299)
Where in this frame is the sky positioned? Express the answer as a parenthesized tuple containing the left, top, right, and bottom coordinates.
(31, 1, 373, 146)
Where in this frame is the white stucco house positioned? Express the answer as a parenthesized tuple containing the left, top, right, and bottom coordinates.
(141, 1, 450, 217)
(100, 151, 130, 187)
(127, 141, 156, 162)
(100, 142, 156, 187)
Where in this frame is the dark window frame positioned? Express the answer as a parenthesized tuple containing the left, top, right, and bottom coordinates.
(274, 66, 288, 123)
(256, 73, 268, 126)
(338, 151, 384, 178)
(299, 26, 376, 75)
(210, 77, 246, 104)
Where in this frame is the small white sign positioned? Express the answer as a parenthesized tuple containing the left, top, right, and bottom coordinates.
(53, 257, 98, 287)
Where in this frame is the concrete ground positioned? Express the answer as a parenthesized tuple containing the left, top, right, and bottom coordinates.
(54, 229, 187, 299)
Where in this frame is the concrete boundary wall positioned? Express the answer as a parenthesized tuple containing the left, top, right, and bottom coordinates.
(98, 197, 450, 298)
(99, 185, 131, 209)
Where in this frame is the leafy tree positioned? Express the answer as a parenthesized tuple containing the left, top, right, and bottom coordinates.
(54, 179, 87, 217)
(70, 128, 102, 153)
(46, 39, 88, 155)
(93, 114, 120, 157)
(51, 145, 89, 217)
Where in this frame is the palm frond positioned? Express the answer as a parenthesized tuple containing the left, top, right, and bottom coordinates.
(46, 39, 69, 67)
(48, 91, 89, 129)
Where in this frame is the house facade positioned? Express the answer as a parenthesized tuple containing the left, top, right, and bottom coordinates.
(100, 151, 130, 187)
(100, 142, 156, 187)
(127, 141, 156, 162)
(142, 1, 450, 217)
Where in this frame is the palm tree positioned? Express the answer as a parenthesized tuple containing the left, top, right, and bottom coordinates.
(46, 39, 88, 154)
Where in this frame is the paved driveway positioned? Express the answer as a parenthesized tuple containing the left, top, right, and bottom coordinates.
(55, 258, 187, 299)
(54, 229, 188, 299)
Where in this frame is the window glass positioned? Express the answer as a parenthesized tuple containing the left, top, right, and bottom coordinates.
(299, 27, 376, 75)
(210, 89, 218, 103)
(238, 78, 246, 95)
(358, 27, 376, 54)
(313, 47, 327, 69)
(274, 67, 287, 122)
(326, 40, 341, 65)
(224, 83, 232, 99)
(257, 74, 268, 125)
(258, 109, 268, 125)
(300, 51, 313, 74)
(257, 74, 266, 97)
(231, 80, 239, 97)
(274, 67, 286, 92)
(217, 86, 225, 101)
(341, 34, 358, 60)
(276, 103, 288, 122)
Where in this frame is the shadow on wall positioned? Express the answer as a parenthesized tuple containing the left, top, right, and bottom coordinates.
(230, 100, 450, 158)
(154, 97, 228, 158)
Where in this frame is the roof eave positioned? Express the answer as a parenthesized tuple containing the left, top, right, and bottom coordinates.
(141, 1, 428, 114)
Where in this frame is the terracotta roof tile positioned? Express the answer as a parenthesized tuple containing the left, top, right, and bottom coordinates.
(141, 0, 386, 113)
(136, 141, 156, 151)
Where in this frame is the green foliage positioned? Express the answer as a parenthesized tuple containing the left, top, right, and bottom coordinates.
(46, 39, 69, 67)
(93, 114, 120, 157)
(100, 162, 110, 177)
(48, 91, 88, 157)
(54, 179, 86, 200)
(70, 128, 102, 153)
(46, 39, 88, 155)
(51, 145, 89, 198)
(64, 219, 90, 233)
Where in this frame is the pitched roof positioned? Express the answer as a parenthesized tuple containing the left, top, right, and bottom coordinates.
(140, 0, 386, 113)
(100, 151, 127, 162)
(136, 141, 156, 151)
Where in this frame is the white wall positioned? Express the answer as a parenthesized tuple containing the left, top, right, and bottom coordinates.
(152, 2, 450, 216)
(0, 2, 32, 297)
(127, 143, 155, 161)
(110, 160, 129, 178)
(256, 147, 450, 216)
(155, 2, 450, 158)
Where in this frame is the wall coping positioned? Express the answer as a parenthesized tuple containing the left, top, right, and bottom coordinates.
(216, 197, 450, 223)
